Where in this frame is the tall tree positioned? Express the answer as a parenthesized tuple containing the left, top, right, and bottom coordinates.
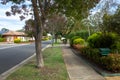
(1, 0, 52, 68)
(46, 15, 75, 43)
(24, 19, 35, 37)
(103, 8, 120, 34)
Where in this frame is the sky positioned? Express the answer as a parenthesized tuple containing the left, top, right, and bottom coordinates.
(90, 0, 120, 15)
(0, 0, 120, 31)
(0, 1, 32, 31)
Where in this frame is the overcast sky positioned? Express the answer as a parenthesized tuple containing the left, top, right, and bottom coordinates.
(90, 0, 120, 15)
(0, 0, 120, 31)
(0, 1, 31, 31)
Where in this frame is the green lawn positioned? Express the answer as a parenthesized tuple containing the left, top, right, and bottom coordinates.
(6, 47, 69, 80)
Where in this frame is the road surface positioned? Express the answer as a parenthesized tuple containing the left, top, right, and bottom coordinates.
(0, 41, 50, 74)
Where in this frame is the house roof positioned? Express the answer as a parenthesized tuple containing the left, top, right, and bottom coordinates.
(3, 30, 26, 36)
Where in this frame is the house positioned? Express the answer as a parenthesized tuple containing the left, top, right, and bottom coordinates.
(2, 30, 28, 42)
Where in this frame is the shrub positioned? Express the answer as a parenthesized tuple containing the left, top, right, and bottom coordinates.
(80, 47, 101, 63)
(67, 32, 75, 40)
(87, 32, 117, 48)
(101, 54, 120, 72)
(14, 38, 21, 43)
(42, 37, 49, 41)
(70, 36, 80, 46)
(73, 38, 85, 45)
(68, 31, 89, 41)
(75, 30, 89, 40)
(80, 47, 120, 72)
(0, 38, 5, 42)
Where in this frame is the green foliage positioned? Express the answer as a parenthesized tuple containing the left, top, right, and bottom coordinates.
(87, 32, 118, 48)
(14, 38, 21, 43)
(80, 47, 101, 63)
(68, 30, 89, 40)
(117, 41, 120, 53)
(75, 30, 89, 40)
(43, 31, 47, 36)
(25, 19, 35, 37)
(101, 54, 120, 72)
(87, 32, 101, 48)
(67, 32, 75, 39)
(73, 38, 85, 45)
(103, 9, 120, 34)
(80, 47, 120, 72)
(0, 38, 5, 42)
(55, 0, 99, 20)
(70, 36, 80, 46)
(42, 37, 49, 41)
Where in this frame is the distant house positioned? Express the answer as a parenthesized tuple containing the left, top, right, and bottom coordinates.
(2, 30, 27, 42)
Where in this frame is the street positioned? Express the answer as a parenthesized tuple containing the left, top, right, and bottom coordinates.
(0, 41, 50, 74)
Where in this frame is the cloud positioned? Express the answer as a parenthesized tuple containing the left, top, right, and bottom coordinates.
(0, 2, 32, 31)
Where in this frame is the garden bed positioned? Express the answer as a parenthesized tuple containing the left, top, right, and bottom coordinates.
(71, 47, 120, 76)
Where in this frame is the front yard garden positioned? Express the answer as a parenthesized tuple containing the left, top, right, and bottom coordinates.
(69, 31, 120, 73)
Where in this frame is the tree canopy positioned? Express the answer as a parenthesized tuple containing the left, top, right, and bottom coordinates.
(54, 0, 100, 20)
(103, 8, 120, 34)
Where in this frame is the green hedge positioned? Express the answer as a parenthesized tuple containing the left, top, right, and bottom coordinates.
(80, 47, 120, 72)
(0, 38, 5, 42)
(70, 36, 80, 46)
(68, 30, 89, 41)
(87, 32, 118, 48)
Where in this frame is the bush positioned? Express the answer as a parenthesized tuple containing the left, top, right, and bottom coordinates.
(80, 47, 101, 63)
(101, 54, 120, 72)
(42, 37, 49, 41)
(0, 38, 5, 42)
(73, 38, 85, 45)
(75, 30, 89, 40)
(80, 47, 120, 72)
(14, 38, 21, 43)
(70, 36, 80, 46)
(68, 31, 89, 41)
(87, 32, 117, 48)
(67, 32, 75, 39)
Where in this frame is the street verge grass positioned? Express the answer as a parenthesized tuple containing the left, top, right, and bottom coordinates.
(6, 47, 69, 80)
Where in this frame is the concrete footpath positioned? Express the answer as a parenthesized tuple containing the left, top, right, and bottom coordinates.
(62, 46, 105, 80)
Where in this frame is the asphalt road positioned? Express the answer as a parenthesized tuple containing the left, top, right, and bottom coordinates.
(0, 41, 51, 74)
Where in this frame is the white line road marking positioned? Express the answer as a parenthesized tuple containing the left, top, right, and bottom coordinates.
(0, 44, 31, 50)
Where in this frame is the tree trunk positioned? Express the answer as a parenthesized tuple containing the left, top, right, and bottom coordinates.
(32, 0, 44, 68)
(35, 33, 44, 68)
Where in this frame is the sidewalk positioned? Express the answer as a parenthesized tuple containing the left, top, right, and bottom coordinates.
(62, 45, 105, 80)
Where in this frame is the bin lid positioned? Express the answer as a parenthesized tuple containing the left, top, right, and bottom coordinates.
(99, 48, 110, 51)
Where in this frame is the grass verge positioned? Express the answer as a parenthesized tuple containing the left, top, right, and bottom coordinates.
(6, 47, 69, 80)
